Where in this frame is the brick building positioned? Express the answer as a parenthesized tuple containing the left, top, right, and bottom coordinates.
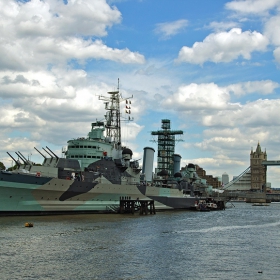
(195, 165, 221, 188)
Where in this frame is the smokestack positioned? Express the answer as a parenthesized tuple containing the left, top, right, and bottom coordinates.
(142, 147, 155, 182)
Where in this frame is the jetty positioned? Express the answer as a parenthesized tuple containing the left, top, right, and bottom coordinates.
(119, 198, 156, 215)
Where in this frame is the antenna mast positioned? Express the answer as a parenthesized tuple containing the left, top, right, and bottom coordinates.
(99, 79, 132, 148)
(151, 119, 183, 176)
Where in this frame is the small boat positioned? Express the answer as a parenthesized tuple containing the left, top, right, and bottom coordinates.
(25, 222, 33, 227)
(196, 200, 210, 211)
(206, 202, 218, 210)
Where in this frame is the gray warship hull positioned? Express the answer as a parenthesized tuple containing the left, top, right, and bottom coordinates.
(0, 171, 198, 215)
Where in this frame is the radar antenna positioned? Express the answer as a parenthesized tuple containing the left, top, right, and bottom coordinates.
(98, 79, 132, 148)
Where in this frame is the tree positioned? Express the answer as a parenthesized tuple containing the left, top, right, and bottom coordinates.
(7, 164, 18, 171)
(0, 162, 6, 170)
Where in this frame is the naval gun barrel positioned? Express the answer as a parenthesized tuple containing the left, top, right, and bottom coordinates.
(42, 147, 53, 158)
(46, 146, 59, 159)
(34, 147, 46, 159)
(15, 152, 27, 165)
(18, 151, 32, 165)
(6, 152, 20, 167)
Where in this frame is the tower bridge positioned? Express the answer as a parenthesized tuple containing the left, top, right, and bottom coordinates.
(224, 143, 280, 192)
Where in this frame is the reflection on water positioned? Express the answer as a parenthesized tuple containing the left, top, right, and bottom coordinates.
(1, 203, 280, 279)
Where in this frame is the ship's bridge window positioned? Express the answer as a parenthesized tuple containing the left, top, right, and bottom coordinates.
(79, 146, 83, 148)
(97, 156, 101, 159)
(87, 156, 91, 158)
(92, 146, 96, 149)
(71, 156, 75, 158)
(93, 156, 96, 158)
(74, 155, 78, 158)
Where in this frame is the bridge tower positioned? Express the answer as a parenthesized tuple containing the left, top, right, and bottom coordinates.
(250, 142, 267, 191)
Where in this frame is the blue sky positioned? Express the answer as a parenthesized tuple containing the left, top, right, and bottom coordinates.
(1, 0, 280, 187)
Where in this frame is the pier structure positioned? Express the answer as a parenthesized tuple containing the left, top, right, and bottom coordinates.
(119, 198, 156, 215)
(151, 119, 183, 176)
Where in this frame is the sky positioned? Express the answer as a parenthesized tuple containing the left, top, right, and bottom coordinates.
(1, 0, 280, 187)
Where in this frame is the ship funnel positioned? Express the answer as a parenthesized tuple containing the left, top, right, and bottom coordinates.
(142, 147, 155, 182)
(173, 154, 181, 175)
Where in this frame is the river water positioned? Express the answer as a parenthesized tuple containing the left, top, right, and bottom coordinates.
(1, 202, 280, 280)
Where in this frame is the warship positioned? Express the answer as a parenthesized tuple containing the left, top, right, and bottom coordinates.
(0, 83, 217, 215)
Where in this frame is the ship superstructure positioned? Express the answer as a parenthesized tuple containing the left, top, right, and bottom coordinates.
(64, 80, 132, 170)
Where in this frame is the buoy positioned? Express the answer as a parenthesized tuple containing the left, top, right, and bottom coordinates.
(25, 222, 33, 227)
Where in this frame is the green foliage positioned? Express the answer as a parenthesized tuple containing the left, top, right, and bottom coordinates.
(0, 162, 6, 170)
(6, 164, 18, 171)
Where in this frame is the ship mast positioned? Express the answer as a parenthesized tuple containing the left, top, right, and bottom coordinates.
(99, 79, 132, 148)
(151, 119, 183, 176)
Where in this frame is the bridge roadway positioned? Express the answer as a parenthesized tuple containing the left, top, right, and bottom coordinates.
(220, 190, 280, 202)
(262, 161, 280, 166)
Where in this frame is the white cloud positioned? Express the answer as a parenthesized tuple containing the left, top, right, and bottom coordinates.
(260, 2, 280, 63)
(0, 71, 74, 99)
(3, 0, 121, 38)
(161, 83, 232, 111)
(202, 99, 280, 128)
(206, 21, 240, 32)
(264, 15, 280, 47)
(154, 19, 188, 39)
(158, 81, 280, 135)
(225, 0, 280, 15)
(177, 28, 269, 65)
(0, 0, 145, 70)
(274, 47, 280, 62)
(227, 80, 279, 95)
